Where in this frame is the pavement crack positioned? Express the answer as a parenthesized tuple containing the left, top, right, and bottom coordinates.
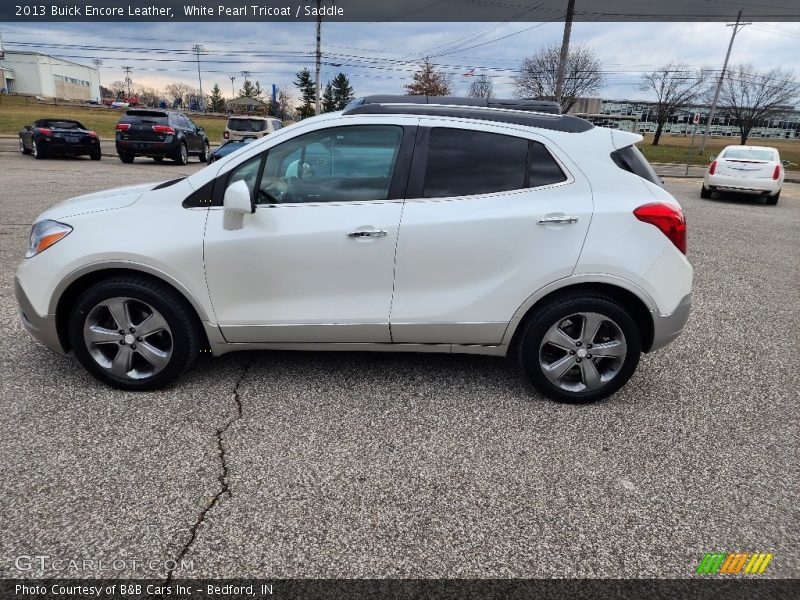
(165, 356, 253, 584)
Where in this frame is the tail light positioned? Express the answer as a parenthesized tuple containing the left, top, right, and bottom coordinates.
(87, 131, 97, 138)
(708, 160, 717, 175)
(38, 128, 52, 136)
(223, 130, 230, 139)
(152, 125, 175, 134)
(772, 164, 781, 180)
(634, 203, 687, 255)
(115, 123, 130, 131)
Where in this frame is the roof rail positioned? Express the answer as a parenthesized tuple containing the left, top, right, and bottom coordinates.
(345, 95, 562, 114)
(342, 96, 593, 134)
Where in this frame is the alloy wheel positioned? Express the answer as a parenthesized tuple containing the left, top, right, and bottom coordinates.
(538, 312, 627, 393)
(82, 297, 173, 380)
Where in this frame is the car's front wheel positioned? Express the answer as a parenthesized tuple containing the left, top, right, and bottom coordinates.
(19, 137, 31, 155)
(68, 277, 201, 390)
(32, 140, 45, 159)
(517, 293, 642, 403)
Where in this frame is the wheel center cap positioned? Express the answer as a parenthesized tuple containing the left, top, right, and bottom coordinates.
(576, 348, 588, 358)
(124, 334, 135, 345)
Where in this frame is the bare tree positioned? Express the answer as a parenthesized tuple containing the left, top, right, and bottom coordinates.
(719, 64, 800, 145)
(468, 74, 494, 99)
(405, 59, 453, 96)
(164, 82, 198, 107)
(515, 43, 605, 113)
(640, 62, 711, 145)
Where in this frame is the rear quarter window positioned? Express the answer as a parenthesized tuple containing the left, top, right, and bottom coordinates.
(610, 145, 663, 188)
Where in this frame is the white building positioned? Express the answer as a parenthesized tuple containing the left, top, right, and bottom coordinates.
(0, 51, 101, 101)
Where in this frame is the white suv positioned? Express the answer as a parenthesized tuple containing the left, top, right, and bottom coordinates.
(15, 96, 693, 403)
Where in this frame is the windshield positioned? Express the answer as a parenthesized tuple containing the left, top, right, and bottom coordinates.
(722, 148, 776, 161)
(227, 118, 267, 132)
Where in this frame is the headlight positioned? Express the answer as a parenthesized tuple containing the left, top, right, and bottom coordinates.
(25, 220, 72, 258)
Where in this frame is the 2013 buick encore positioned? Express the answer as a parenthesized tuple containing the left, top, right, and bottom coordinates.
(16, 96, 692, 402)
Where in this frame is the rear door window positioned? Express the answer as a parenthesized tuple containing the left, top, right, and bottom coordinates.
(422, 128, 565, 198)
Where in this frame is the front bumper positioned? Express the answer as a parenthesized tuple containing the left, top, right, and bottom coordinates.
(650, 293, 692, 352)
(14, 276, 65, 354)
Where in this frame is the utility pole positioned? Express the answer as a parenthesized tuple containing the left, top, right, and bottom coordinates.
(314, 0, 323, 115)
(191, 44, 207, 111)
(699, 10, 750, 153)
(240, 70, 251, 96)
(92, 58, 103, 100)
(554, 0, 576, 110)
(122, 66, 133, 99)
(230, 75, 236, 98)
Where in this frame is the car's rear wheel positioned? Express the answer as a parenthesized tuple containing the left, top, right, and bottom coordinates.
(700, 185, 712, 199)
(90, 149, 101, 161)
(119, 152, 134, 164)
(765, 190, 780, 205)
(198, 141, 210, 162)
(32, 140, 46, 159)
(517, 293, 642, 403)
(19, 137, 31, 155)
(174, 143, 188, 165)
(68, 277, 201, 391)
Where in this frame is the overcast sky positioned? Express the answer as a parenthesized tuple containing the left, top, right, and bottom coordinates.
(1, 21, 798, 102)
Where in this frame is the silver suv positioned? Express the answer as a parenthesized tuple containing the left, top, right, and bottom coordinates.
(222, 116, 282, 143)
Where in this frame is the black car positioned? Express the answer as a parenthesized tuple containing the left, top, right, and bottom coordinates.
(115, 109, 210, 165)
(206, 137, 256, 164)
(19, 119, 101, 160)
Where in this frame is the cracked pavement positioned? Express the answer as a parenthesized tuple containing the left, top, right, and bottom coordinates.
(0, 153, 797, 579)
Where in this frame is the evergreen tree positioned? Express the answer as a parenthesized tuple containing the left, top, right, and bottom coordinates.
(404, 59, 453, 96)
(238, 79, 258, 98)
(207, 83, 226, 112)
(321, 82, 336, 113)
(294, 68, 316, 119)
(331, 73, 355, 110)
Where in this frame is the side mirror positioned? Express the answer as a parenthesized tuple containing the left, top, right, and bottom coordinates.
(223, 180, 254, 215)
(25, 125, 31, 130)
(708, 156, 715, 163)
(782, 160, 790, 168)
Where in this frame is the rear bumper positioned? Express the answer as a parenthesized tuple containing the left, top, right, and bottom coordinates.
(650, 293, 691, 352)
(41, 141, 98, 154)
(116, 139, 179, 157)
(14, 276, 65, 354)
(705, 173, 781, 195)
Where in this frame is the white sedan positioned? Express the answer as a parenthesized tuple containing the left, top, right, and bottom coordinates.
(702, 145, 786, 205)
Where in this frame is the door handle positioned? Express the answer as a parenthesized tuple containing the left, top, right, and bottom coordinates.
(347, 230, 388, 238)
(537, 216, 579, 225)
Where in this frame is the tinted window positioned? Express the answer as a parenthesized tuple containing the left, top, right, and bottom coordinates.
(272, 120, 283, 130)
(424, 129, 528, 198)
(611, 145, 663, 187)
(228, 118, 267, 132)
(121, 112, 168, 126)
(529, 142, 567, 187)
(722, 147, 776, 161)
(227, 126, 403, 205)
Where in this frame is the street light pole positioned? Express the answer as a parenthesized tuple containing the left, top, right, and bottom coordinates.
(315, 0, 322, 115)
(699, 10, 750, 154)
(230, 75, 236, 98)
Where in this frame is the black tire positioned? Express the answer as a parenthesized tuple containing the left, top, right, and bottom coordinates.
(119, 152, 135, 164)
(67, 276, 202, 391)
(153, 156, 164, 163)
(700, 186, 712, 199)
(90, 149, 102, 161)
(19, 137, 32, 155)
(516, 293, 642, 403)
(198, 141, 210, 163)
(174, 142, 188, 165)
(32, 140, 46, 159)
(765, 191, 780, 205)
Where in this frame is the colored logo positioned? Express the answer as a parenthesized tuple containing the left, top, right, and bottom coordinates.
(696, 552, 773, 575)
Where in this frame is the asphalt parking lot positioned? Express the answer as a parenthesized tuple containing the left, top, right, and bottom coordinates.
(0, 152, 797, 579)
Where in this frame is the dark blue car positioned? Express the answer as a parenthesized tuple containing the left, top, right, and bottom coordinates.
(206, 137, 256, 165)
